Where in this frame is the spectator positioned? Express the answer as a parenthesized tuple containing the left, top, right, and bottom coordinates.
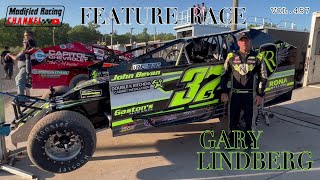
(23, 31, 36, 84)
(202, 3, 207, 23)
(7, 39, 29, 102)
(1, 46, 14, 79)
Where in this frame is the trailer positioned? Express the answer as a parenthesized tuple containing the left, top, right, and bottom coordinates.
(303, 12, 320, 86)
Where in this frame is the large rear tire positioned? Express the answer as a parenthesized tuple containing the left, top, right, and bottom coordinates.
(27, 110, 96, 173)
(69, 74, 88, 88)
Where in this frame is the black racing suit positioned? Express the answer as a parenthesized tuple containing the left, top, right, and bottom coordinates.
(220, 50, 268, 146)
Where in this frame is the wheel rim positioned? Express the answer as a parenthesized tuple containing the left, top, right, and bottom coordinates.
(44, 130, 82, 161)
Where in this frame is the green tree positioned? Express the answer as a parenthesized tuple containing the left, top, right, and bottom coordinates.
(67, 25, 101, 44)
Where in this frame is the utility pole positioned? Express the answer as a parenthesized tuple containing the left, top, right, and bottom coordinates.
(104, 34, 107, 46)
(231, 0, 239, 31)
(111, 18, 114, 49)
(130, 28, 134, 44)
(154, 27, 157, 41)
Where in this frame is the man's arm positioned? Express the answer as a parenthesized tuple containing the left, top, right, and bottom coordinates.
(24, 39, 36, 53)
(220, 53, 233, 93)
(256, 59, 268, 97)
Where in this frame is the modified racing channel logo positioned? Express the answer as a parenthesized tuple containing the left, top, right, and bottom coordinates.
(5, 5, 65, 26)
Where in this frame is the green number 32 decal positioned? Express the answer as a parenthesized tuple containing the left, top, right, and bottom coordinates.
(169, 65, 224, 107)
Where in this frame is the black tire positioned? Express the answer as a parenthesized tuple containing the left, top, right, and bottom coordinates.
(69, 74, 88, 88)
(41, 86, 71, 99)
(27, 110, 96, 173)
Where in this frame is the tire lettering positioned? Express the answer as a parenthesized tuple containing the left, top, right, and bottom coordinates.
(45, 127, 49, 132)
(84, 155, 90, 160)
(40, 131, 45, 135)
(35, 135, 42, 142)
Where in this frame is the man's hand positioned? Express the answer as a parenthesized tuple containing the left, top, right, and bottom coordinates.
(221, 93, 229, 103)
(255, 95, 263, 105)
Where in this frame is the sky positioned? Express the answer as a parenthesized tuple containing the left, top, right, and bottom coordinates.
(0, 0, 318, 35)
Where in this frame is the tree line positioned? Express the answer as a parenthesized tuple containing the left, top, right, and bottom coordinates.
(0, 18, 176, 51)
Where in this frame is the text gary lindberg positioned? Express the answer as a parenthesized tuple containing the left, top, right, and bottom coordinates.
(197, 130, 313, 170)
(8, 7, 63, 17)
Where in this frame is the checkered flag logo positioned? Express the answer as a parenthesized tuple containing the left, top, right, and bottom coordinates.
(41, 18, 52, 25)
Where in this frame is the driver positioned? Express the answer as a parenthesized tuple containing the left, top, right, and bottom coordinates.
(220, 32, 268, 152)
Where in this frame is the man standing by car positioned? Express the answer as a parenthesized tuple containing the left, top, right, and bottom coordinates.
(1, 46, 14, 79)
(220, 32, 268, 152)
(23, 31, 36, 85)
(7, 35, 33, 102)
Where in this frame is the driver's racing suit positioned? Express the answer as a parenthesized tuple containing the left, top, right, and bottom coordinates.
(220, 50, 268, 146)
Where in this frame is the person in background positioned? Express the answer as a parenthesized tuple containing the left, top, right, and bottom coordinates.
(7, 39, 29, 102)
(1, 46, 14, 79)
(202, 3, 207, 23)
(23, 31, 36, 85)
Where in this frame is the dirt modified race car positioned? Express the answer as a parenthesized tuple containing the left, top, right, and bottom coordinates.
(29, 42, 132, 88)
(5, 29, 296, 173)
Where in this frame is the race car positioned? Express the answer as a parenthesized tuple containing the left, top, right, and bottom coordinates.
(29, 42, 132, 88)
(7, 29, 296, 173)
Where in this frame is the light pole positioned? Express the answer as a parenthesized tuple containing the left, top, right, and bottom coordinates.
(111, 18, 114, 49)
(231, 0, 239, 31)
(130, 28, 134, 45)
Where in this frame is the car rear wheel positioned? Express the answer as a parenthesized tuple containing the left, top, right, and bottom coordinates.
(69, 74, 89, 88)
(27, 110, 96, 173)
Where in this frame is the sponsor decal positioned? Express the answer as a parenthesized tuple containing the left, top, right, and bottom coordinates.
(84, 45, 93, 51)
(268, 77, 289, 90)
(144, 120, 151, 127)
(233, 60, 241, 64)
(93, 48, 105, 56)
(33, 49, 47, 62)
(114, 104, 154, 116)
(233, 56, 241, 64)
(161, 115, 177, 122)
(80, 89, 102, 98)
(120, 122, 137, 133)
(60, 44, 66, 49)
(111, 70, 161, 81)
(183, 110, 196, 116)
(132, 62, 161, 70)
(152, 79, 163, 89)
(66, 43, 74, 49)
(111, 81, 152, 95)
(40, 74, 61, 78)
(247, 60, 256, 64)
(32, 69, 69, 75)
(48, 50, 88, 62)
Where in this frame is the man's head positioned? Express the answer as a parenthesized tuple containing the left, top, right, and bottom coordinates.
(237, 32, 251, 53)
(4, 46, 9, 50)
(202, 3, 205, 6)
(24, 31, 34, 40)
